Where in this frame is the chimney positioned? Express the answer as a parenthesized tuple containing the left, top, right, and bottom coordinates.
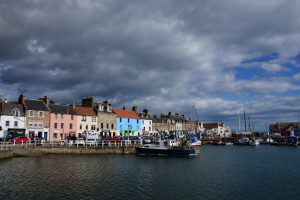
(132, 106, 138, 113)
(18, 94, 25, 104)
(72, 102, 75, 109)
(143, 109, 149, 116)
(123, 106, 126, 110)
(82, 97, 94, 107)
(43, 96, 49, 105)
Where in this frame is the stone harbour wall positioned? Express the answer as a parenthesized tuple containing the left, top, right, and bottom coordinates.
(0, 149, 13, 160)
(12, 146, 136, 157)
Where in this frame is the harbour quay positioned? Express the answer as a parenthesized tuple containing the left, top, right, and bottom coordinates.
(0, 142, 137, 157)
(0, 149, 13, 160)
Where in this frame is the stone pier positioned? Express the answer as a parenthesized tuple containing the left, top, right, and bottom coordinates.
(12, 146, 136, 157)
(0, 150, 13, 160)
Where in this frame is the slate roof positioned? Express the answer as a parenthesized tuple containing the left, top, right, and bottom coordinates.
(74, 106, 97, 116)
(113, 109, 139, 119)
(24, 99, 50, 111)
(0, 102, 25, 116)
(49, 104, 76, 115)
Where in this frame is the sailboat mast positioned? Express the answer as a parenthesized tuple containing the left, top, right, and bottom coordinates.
(244, 110, 247, 132)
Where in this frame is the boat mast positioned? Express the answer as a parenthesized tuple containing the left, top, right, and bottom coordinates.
(244, 110, 247, 132)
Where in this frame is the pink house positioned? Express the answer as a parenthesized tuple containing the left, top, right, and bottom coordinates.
(49, 104, 77, 141)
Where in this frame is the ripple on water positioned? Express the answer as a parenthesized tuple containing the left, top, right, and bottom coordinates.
(1, 146, 300, 200)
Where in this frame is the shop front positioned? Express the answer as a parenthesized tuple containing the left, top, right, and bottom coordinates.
(7, 128, 26, 139)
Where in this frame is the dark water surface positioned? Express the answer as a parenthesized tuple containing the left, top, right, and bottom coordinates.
(1, 145, 300, 200)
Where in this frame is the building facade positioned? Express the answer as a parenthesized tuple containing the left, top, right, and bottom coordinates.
(74, 106, 98, 137)
(201, 123, 231, 138)
(113, 107, 141, 136)
(94, 100, 117, 137)
(0, 100, 26, 139)
(21, 95, 51, 140)
(49, 104, 77, 141)
(139, 109, 153, 135)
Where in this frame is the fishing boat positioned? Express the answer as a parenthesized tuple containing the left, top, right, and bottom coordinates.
(189, 135, 202, 146)
(135, 140, 198, 157)
(286, 136, 298, 146)
(249, 138, 259, 146)
(238, 138, 249, 145)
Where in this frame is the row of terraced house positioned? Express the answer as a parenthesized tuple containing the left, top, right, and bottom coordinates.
(0, 95, 205, 141)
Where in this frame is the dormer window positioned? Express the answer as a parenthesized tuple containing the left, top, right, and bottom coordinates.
(12, 108, 20, 117)
(100, 105, 104, 111)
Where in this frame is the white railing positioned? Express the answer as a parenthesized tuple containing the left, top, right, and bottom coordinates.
(0, 140, 143, 150)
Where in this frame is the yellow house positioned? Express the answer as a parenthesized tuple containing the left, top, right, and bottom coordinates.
(74, 106, 98, 137)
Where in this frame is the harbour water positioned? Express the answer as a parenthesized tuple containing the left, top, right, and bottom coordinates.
(1, 145, 300, 200)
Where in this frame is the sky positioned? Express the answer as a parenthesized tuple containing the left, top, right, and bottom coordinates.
(1, 0, 300, 131)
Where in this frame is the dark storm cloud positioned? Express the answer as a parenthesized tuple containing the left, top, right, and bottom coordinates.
(1, 0, 300, 130)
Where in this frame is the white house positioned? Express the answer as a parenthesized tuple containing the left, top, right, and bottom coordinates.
(0, 100, 26, 139)
(201, 123, 231, 138)
(139, 109, 153, 135)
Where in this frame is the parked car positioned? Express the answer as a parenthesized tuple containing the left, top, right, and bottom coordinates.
(86, 139, 97, 146)
(109, 137, 121, 142)
(14, 136, 29, 143)
(75, 138, 85, 146)
(34, 138, 43, 146)
(142, 136, 152, 144)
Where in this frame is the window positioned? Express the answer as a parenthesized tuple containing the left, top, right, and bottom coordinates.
(61, 123, 64, 129)
(92, 117, 96, 122)
(54, 123, 58, 129)
(91, 125, 96, 130)
(137, 119, 139, 124)
(150, 121, 152, 125)
(149, 127, 151, 131)
(86, 125, 88, 130)
(70, 123, 73, 129)
(39, 111, 44, 117)
(61, 114, 64, 119)
(29, 121, 33, 127)
(101, 123, 103, 129)
(71, 115, 74, 120)
(38, 122, 43, 127)
(55, 114, 58, 119)
(29, 110, 34, 117)
(106, 123, 109, 129)
(82, 116, 86, 121)
(54, 133, 57, 139)
(120, 118, 122, 122)
(111, 124, 114, 129)
(12, 109, 19, 117)
(80, 124, 82, 130)
(5, 121, 9, 127)
(128, 125, 132, 130)
(128, 118, 130, 123)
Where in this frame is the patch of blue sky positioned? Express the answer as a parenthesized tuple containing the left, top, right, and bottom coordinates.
(220, 91, 257, 102)
(291, 53, 300, 64)
(242, 52, 279, 64)
(234, 67, 267, 80)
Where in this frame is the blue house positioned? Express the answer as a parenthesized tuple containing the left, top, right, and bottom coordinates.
(113, 107, 141, 136)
